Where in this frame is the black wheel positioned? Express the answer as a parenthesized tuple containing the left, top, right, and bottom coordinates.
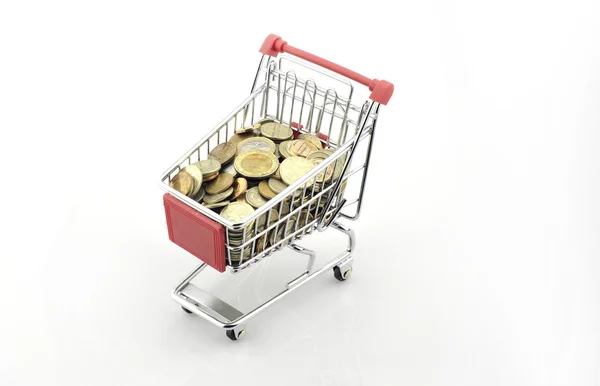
(226, 330, 238, 341)
(181, 306, 193, 314)
(333, 266, 351, 281)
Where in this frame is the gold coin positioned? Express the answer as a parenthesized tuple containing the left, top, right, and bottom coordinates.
(193, 185, 205, 202)
(278, 140, 293, 158)
(208, 142, 236, 164)
(234, 150, 279, 180)
(230, 131, 256, 145)
(220, 201, 255, 223)
(169, 171, 194, 196)
(203, 187, 233, 205)
(232, 177, 248, 199)
(260, 122, 293, 142)
(204, 201, 230, 210)
(205, 173, 234, 195)
(257, 209, 279, 232)
(237, 137, 277, 155)
(195, 159, 221, 177)
(203, 172, 219, 182)
(273, 165, 282, 180)
(182, 164, 203, 196)
(236, 123, 261, 134)
(255, 117, 278, 125)
(258, 180, 277, 200)
(236, 193, 247, 202)
(298, 133, 322, 149)
(288, 139, 319, 158)
(245, 186, 268, 208)
(307, 151, 334, 183)
(279, 156, 315, 188)
(268, 178, 288, 194)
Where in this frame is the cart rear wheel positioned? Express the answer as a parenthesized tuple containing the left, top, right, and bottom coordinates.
(182, 306, 193, 314)
(226, 329, 246, 341)
(333, 266, 352, 281)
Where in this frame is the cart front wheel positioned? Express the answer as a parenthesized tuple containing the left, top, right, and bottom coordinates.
(182, 306, 193, 314)
(226, 328, 246, 341)
(333, 266, 352, 281)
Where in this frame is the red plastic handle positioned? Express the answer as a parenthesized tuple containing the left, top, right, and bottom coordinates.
(260, 34, 394, 105)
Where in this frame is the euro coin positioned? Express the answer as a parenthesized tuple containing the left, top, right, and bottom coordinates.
(204, 201, 230, 210)
(260, 122, 293, 142)
(234, 150, 279, 180)
(203, 187, 233, 205)
(205, 173, 234, 195)
(169, 171, 194, 196)
(298, 133, 322, 149)
(182, 164, 203, 196)
(278, 140, 293, 159)
(192, 185, 205, 202)
(203, 172, 218, 182)
(245, 186, 268, 208)
(257, 209, 279, 232)
(273, 165, 282, 180)
(237, 137, 277, 155)
(221, 161, 238, 177)
(195, 159, 221, 178)
(208, 142, 236, 164)
(270, 217, 297, 246)
(236, 123, 261, 134)
(280, 156, 315, 188)
(220, 201, 255, 223)
(268, 178, 288, 194)
(307, 150, 334, 183)
(288, 139, 319, 158)
(258, 180, 277, 200)
(232, 177, 248, 199)
(230, 131, 256, 145)
(255, 117, 278, 126)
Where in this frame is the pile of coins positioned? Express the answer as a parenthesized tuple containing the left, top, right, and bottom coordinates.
(169, 118, 347, 261)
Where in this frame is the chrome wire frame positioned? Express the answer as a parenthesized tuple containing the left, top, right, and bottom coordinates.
(161, 54, 384, 335)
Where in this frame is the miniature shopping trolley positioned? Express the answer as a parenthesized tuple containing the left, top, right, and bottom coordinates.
(160, 34, 393, 340)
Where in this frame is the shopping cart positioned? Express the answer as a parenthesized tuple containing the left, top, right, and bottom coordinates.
(160, 34, 393, 340)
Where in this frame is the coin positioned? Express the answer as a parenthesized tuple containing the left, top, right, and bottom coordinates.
(195, 159, 221, 178)
(204, 201, 230, 210)
(220, 201, 255, 223)
(236, 123, 261, 134)
(273, 165, 282, 180)
(230, 131, 256, 145)
(270, 217, 297, 246)
(260, 122, 293, 142)
(182, 164, 203, 196)
(192, 185, 205, 202)
(221, 161, 238, 177)
(278, 140, 293, 158)
(245, 186, 268, 208)
(288, 139, 319, 158)
(205, 173, 234, 195)
(203, 172, 218, 182)
(208, 142, 236, 164)
(257, 209, 279, 232)
(298, 133, 323, 149)
(254, 234, 269, 254)
(232, 177, 248, 199)
(280, 156, 315, 188)
(170, 171, 194, 196)
(268, 178, 288, 194)
(255, 117, 278, 125)
(203, 187, 233, 205)
(307, 150, 334, 183)
(234, 150, 279, 180)
(237, 137, 277, 155)
(258, 180, 277, 200)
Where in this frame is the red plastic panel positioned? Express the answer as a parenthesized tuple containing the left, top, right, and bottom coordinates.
(163, 193, 226, 272)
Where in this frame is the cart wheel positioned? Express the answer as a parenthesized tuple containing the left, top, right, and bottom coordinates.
(226, 329, 246, 341)
(333, 266, 352, 281)
(181, 306, 193, 314)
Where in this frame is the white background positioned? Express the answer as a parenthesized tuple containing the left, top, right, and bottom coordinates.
(1, 1, 599, 385)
